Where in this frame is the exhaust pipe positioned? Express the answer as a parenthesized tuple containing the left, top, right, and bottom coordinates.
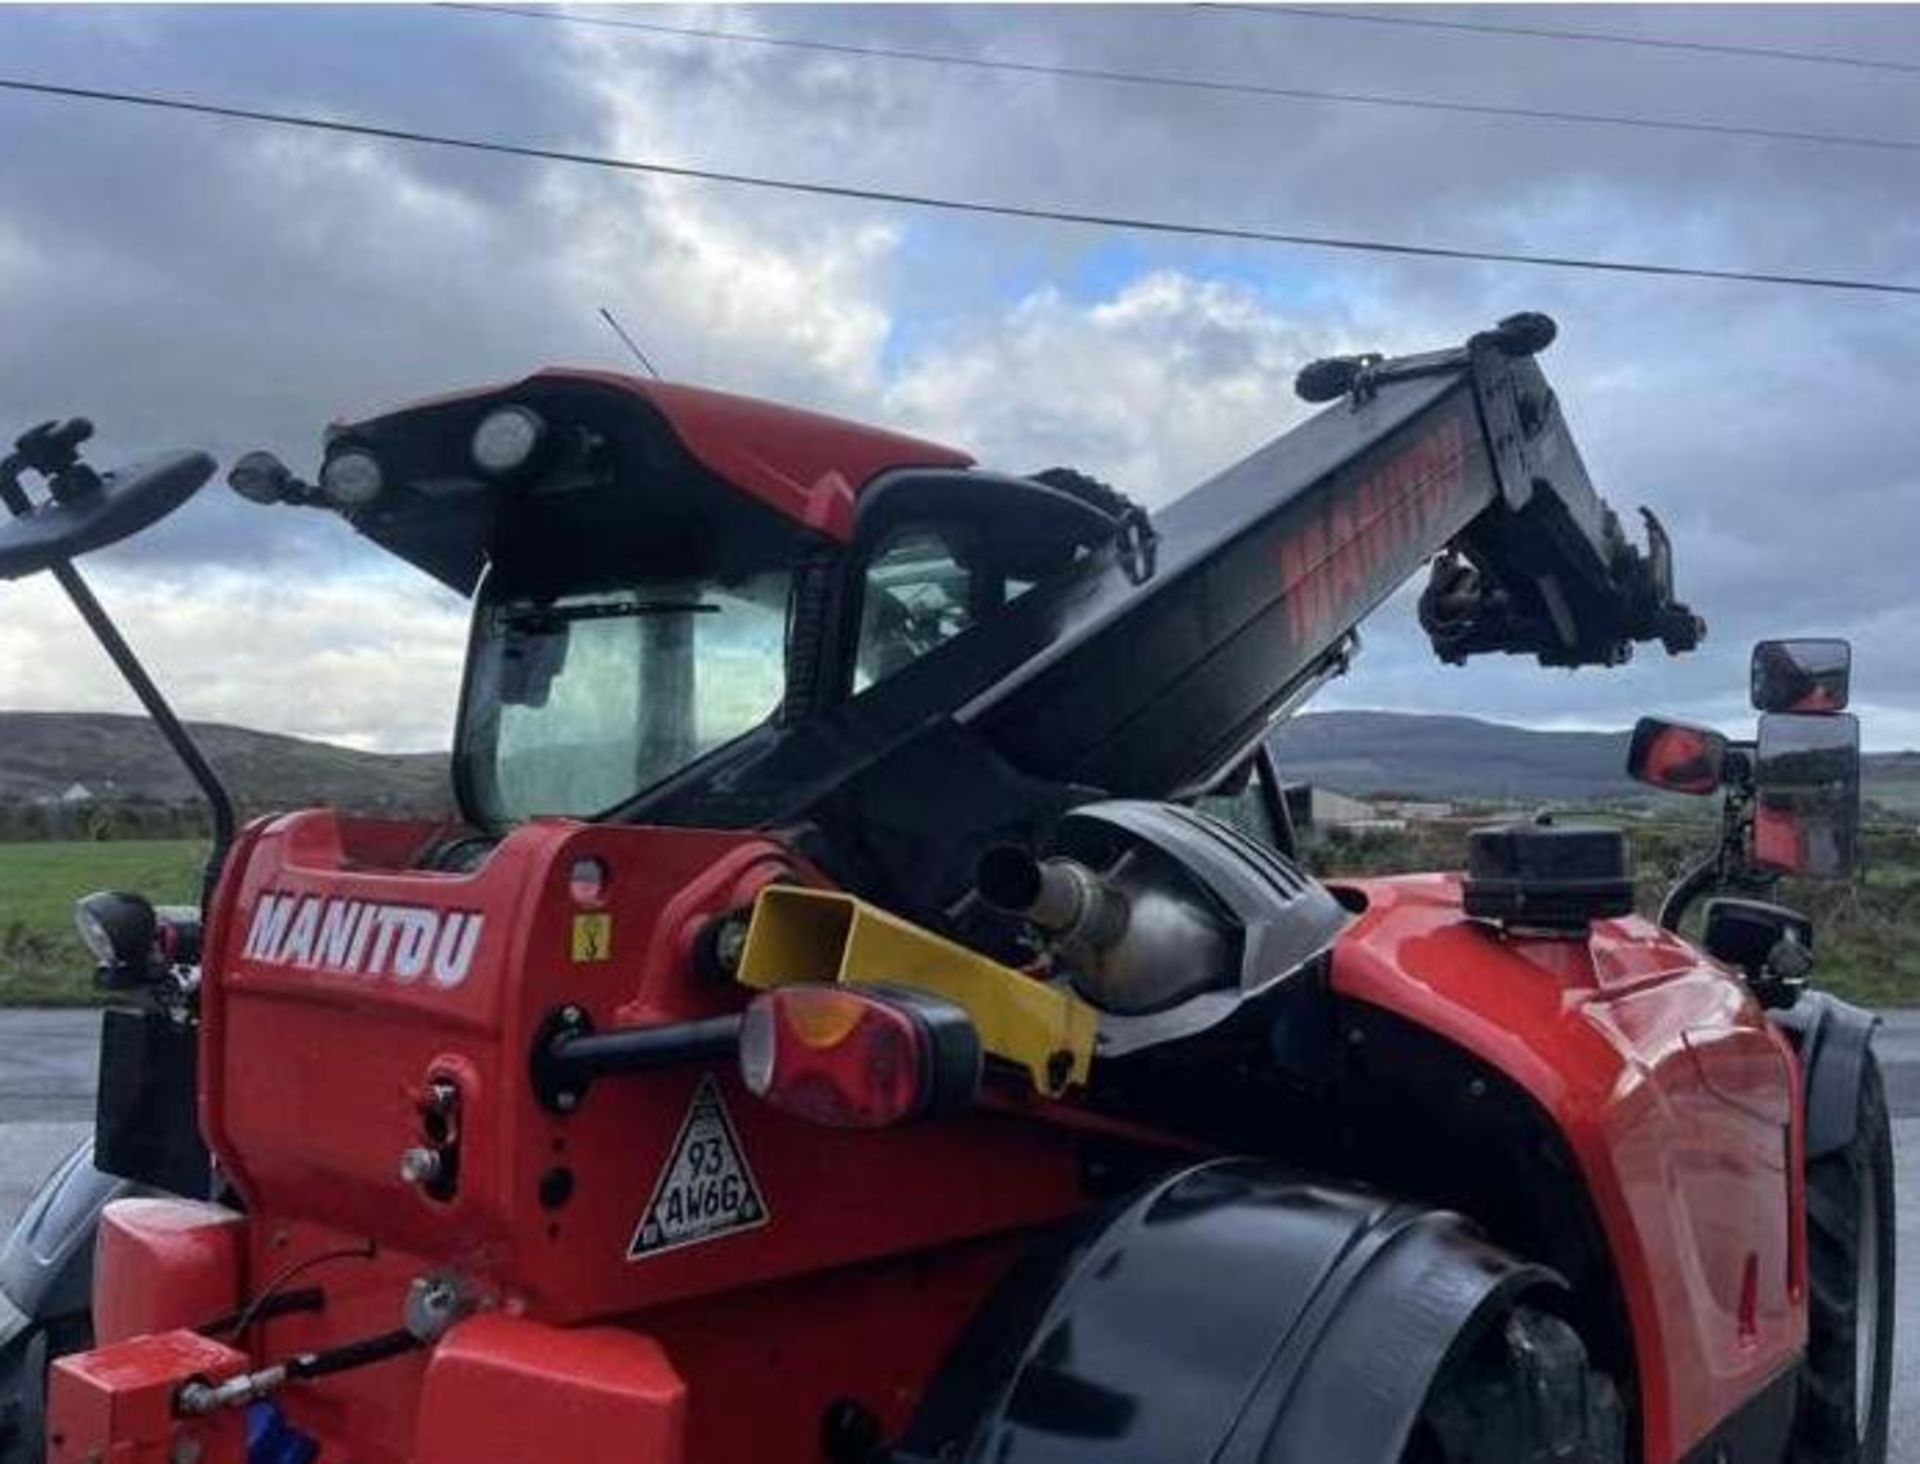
(975, 846, 1129, 953)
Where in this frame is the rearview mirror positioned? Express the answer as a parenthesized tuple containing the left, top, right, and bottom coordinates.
(1751, 638, 1850, 713)
(1751, 712, 1860, 879)
(0, 435, 215, 581)
(1627, 717, 1727, 795)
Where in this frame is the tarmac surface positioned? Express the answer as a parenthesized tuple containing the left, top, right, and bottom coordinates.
(3, 1006, 1917, 1459)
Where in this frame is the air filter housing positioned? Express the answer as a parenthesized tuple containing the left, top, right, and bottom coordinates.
(1463, 815, 1633, 934)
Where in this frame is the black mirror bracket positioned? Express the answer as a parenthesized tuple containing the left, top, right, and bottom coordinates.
(2, 422, 238, 909)
(1657, 759, 1774, 934)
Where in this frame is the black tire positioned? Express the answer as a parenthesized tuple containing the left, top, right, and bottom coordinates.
(1791, 1050, 1896, 1464)
(1411, 1305, 1626, 1464)
(0, 1312, 91, 1464)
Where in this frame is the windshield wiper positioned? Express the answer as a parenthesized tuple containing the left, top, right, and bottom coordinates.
(502, 599, 721, 631)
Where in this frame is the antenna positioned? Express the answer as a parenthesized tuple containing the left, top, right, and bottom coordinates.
(599, 305, 662, 379)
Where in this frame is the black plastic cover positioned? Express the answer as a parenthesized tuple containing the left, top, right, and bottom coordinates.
(1048, 800, 1349, 1055)
(1463, 817, 1633, 932)
(902, 1160, 1554, 1464)
(1703, 897, 1813, 978)
(0, 451, 214, 581)
(93, 1006, 209, 1196)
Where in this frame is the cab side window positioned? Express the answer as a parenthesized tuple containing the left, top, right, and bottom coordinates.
(855, 527, 1007, 692)
(849, 476, 1102, 696)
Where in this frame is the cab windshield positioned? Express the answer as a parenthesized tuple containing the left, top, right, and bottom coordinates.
(462, 570, 791, 824)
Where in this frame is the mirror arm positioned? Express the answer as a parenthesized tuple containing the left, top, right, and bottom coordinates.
(1657, 852, 1721, 934)
(1, 454, 237, 910)
(1659, 782, 1773, 934)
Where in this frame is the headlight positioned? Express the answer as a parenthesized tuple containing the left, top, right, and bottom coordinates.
(74, 890, 158, 985)
(319, 448, 385, 506)
(471, 405, 546, 476)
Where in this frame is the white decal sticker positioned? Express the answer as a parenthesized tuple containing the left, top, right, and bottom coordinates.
(241, 890, 484, 988)
(628, 1075, 769, 1260)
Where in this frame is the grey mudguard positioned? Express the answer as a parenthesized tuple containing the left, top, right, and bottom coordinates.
(1772, 991, 1881, 1160)
(1, 1139, 139, 1463)
(0, 1138, 132, 1338)
(903, 1160, 1555, 1464)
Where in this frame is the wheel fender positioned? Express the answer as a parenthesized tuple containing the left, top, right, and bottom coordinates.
(1771, 992, 1880, 1160)
(903, 1160, 1556, 1464)
(0, 1139, 134, 1342)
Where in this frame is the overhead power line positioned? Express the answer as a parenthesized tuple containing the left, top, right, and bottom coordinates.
(2, 73, 1918, 299)
(1206, 5, 1920, 79)
(437, 3, 1920, 159)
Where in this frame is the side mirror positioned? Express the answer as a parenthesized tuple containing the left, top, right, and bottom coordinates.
(1751, 712, 1860, 879)
(1751, 638, 1850, 713)
(1627, 717, 1727, 795)
(227, 449, 301, 505)
(0, 429, 215, 582)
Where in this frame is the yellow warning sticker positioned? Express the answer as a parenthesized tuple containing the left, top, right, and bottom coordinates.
(570, 912, 612, 962)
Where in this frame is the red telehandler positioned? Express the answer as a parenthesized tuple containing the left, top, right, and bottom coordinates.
(0, 313, 1893, 1464)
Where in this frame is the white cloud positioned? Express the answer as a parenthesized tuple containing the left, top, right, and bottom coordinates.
(0, 568, 469, 753)
(1, 3, 1916, 758)
(883, 271, 1349, 498)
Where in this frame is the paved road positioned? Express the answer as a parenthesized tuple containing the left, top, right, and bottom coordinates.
(2, 1008, 1917, 1458)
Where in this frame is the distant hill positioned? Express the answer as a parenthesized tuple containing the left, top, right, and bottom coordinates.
(0, 712, 451, 817)
(1271, 712, 1635, 803)
(1272, 710, 1919, 811)
(0, 708, 1910, 825)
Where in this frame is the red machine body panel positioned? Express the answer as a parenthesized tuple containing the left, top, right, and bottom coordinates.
(92, 1199, 246, 1345)
(1330, 874, 1806, 1464)
(202, 812, 1087, 1318)
(189, 811, 1092, 1464)
(47, 1331, 249, 1464)
(413, 1314, 685, 1464)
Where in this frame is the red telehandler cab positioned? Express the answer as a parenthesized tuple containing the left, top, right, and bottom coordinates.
(0, 313, 1893, 1464)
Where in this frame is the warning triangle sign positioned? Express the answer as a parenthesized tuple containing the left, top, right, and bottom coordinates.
(628, 1074, 770, 1260)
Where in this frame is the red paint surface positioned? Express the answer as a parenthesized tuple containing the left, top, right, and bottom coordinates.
(82, 811, 1804, 1464)
(415, 1315, 685, 1464)
(48, 1331, 248, 1464)
(549, 372, 972, 541)
(337, 370, 974, 542)
(1331, 874, 1805, 1464)
(182, 811, 1085, 1464)
(93, 1198, 246, 1344)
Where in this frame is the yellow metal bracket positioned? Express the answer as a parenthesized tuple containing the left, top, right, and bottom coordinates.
(735, 886, 1097, 1095)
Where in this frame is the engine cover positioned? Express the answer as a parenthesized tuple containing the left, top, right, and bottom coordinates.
(1048, 801, 1351, 1055)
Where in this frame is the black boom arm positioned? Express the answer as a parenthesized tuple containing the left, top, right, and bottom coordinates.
(963, 312, 1705, 799)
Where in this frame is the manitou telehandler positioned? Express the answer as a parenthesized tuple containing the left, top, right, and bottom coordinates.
(0, 313, 1893, 1464)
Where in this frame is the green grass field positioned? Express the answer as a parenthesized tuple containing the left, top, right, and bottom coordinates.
(0, 839, 204, 1003)
(0, 827, 1914, 1007)
(1312, 821, 1920, 1009)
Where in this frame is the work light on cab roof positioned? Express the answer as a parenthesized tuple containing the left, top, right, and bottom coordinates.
(318, 446, 383, 506)
(471, 404, 546, 477)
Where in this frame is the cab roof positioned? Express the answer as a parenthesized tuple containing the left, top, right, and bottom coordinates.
(338, 368, 974, 546)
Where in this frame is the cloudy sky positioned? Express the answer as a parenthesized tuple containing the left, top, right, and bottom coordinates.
(1, 3, 1916, 754)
